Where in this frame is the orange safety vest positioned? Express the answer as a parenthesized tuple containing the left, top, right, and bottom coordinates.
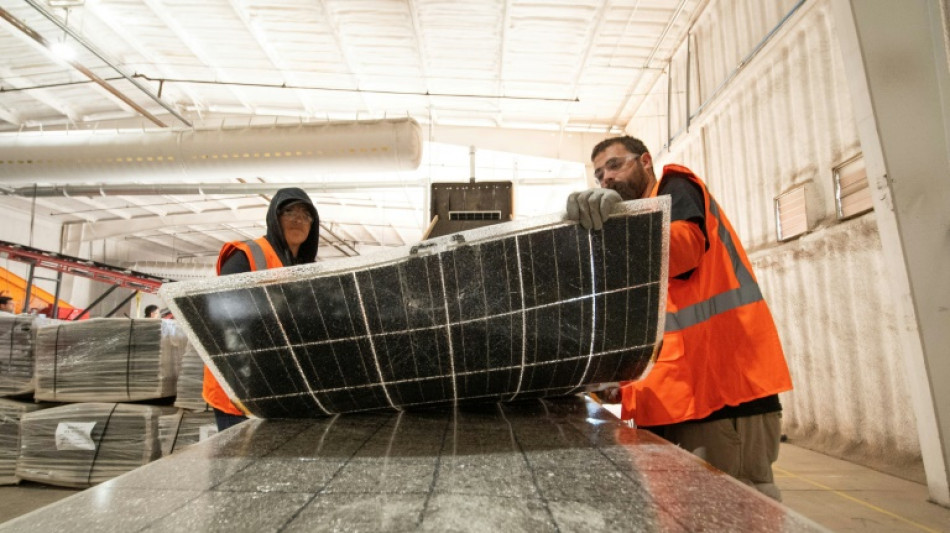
(620, 164, 792, 426)
(202, 237, 284, 415)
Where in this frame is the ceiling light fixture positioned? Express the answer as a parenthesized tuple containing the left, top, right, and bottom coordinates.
(48, 40, 75, 61)
(43, 1, 81, 63)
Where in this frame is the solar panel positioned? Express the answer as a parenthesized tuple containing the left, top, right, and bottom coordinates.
(161, 197, 669, 417)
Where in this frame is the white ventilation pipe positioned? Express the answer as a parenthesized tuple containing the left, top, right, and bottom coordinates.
(0, 118, 422, 185)
(7, 180, 429, 197)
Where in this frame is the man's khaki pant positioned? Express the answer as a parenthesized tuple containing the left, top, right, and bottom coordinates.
(662, 412, 783, 501)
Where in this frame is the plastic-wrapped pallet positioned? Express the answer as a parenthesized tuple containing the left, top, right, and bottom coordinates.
(33, 318, 188, 402)
(158, 408, 217, 456)
(0, 314, 59, 397)
(0, 398, 51, 485)
(173, 342, 208, 411)
(15, 402, 174, 488)
(0, 315, 35, 397)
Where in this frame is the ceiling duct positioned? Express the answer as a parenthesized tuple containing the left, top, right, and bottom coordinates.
(4, 179, 429, 198)
(0, 118, 422, 185)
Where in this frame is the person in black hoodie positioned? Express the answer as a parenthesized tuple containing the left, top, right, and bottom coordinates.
(218, 187, 320, 274)
(206, 187, 320, 430)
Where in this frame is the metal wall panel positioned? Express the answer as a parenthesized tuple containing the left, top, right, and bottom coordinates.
(755, 217, 921, 472)
(632, 0, 923, 474)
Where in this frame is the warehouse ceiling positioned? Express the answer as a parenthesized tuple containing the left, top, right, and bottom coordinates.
(0, 0, 701, 276)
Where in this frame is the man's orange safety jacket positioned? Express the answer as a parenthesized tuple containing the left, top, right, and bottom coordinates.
(202, 237, 284, 415)
(620, 164, 792, 426)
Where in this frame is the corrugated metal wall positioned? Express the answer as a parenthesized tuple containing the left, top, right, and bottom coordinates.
(629, 0, 923, 477)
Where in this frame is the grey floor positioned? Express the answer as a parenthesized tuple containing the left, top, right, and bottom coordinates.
(775, 443, 950, 532)
(1, 442, 948, 532)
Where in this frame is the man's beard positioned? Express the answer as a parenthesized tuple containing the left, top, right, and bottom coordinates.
(609, 182, 638, 201)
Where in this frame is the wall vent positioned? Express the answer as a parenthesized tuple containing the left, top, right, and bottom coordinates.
(834, 155, 873, 219)
(775, 182, 821, 242)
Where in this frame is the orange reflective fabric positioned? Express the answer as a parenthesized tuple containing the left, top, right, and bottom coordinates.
(620, 164, 792, 426)
(667, 220, 705, 277)
(203, 237, 285, 415)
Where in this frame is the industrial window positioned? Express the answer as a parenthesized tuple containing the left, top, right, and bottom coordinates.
(834, 154, 873, 219)
(775, 186, 809, 241)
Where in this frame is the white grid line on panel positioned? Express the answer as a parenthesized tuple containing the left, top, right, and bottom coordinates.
(478, 246, 491, 394)
(549, 229, 564, 393)
(251, 380, 619, 414)
(367, 268, 402, 404)
(359, 387, 581, 413)
(623, 216, 632, 349)
(570, 229, 599, 393)
(396, 263, 422, 379)
(245, 343, 653, 403)
(508, 235, 528, 401)
(436, 253, 459, 405)
(450, 251, 468, 378)
(353, 271, 399, 410)
(218, 281, 657, 359)
(605, 216, 633, 382)
(422, 257, 449, 397)
(254, 387, 579, 416)
(646, 211, 656, 354)
(264, 286, 332, 415)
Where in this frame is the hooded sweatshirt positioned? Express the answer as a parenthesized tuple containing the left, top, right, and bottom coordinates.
(219, 187, 320, 274)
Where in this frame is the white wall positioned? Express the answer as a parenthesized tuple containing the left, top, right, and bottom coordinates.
(629, 0, 924, 478)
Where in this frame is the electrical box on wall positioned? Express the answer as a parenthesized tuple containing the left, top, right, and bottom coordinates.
(775, 181, 822, 241)
(427, 182, 513, 239)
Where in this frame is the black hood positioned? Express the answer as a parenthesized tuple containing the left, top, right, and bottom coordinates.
(265, 187, 319, 266)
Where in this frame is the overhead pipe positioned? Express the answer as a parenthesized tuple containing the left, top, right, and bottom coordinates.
(1, 179, 429, 198)
(0, 118, 424, 185)
(688, 0, 806, 120)
(606, 0, 692, 129)
(132, 74, 580, 103)
(1, 175, 577, 198)
(21, 0, 192, 127)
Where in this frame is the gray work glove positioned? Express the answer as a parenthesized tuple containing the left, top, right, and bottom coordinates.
(566, 188, 622, 230)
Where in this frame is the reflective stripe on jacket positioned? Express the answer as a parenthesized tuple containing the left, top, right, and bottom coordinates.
(202, 237, 284, 415)
(620, 164, 792, 426)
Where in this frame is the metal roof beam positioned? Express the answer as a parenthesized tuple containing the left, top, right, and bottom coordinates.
(137, 0, 253, 116)
(19, 0, 190, 127)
